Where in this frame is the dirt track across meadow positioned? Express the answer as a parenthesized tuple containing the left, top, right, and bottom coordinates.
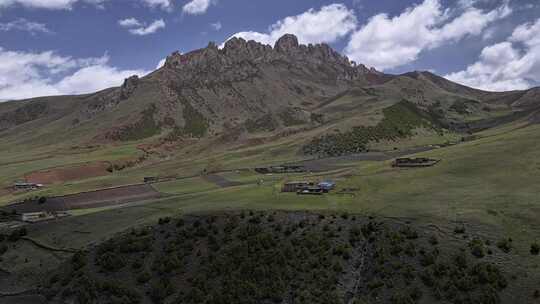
(202, 174, 244, 188)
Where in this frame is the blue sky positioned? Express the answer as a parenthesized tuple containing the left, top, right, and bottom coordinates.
(0, 0, 539, 100)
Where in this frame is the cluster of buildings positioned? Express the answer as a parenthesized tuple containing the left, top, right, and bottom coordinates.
(255, 165, 306, 174)
(282, 180, 336, 195)
(21, 211, 69, 223)
(392, 158, 440, 168)
(13, 182, 43, 191)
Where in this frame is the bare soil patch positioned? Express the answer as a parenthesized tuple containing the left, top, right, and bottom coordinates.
(0, 188, 13, 197)
(202, 174, 244, 188)
(25, 162, 111, 185)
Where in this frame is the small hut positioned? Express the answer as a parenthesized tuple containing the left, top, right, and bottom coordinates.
(392, 158, 440, 168)
(282, 181, 311, 193)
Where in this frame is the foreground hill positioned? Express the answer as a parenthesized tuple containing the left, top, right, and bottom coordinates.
(0, 34, 538, 157)
(36, 211, 532, 304)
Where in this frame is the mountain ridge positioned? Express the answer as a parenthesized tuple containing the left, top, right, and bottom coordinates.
(0, 34, 538, 155)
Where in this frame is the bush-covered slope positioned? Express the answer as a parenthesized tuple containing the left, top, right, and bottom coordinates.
(303, 101, 443, 156)
(40, 211, 517, 304)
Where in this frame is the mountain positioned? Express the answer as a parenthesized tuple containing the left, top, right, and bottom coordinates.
(0, 34, 538, 155)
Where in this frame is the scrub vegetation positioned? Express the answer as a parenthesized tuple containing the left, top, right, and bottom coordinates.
(42, 212, 511, 304)
(303, 101, 443, 156)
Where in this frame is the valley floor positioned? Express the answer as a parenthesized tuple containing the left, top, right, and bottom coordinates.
(1, 119, 540, 303)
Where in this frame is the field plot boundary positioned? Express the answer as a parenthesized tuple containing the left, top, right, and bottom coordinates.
(2, 184, 161, 213)
(20, 236, 78, 253)
(24, 161, 112, 185)
(202, 174, 245, 188)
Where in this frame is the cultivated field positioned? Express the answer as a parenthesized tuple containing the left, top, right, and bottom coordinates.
(24, 161, 111, 185)
(3, 184, 161, 213)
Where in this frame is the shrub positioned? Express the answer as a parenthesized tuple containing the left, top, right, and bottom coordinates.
(390, 292, 414, 304)
(333, 244, 352, 260)
(71, 251, 87, 270)
(404, 242, 416, 257)
(96, 252, 126, 272)
(469, 239, 486, 258)
(420, 269, 435, 287)
(136, 271, 151, 284)
(361, 222, 378, 238)
(149, 279, 173, 303)
(132, 258, 145, 270)
(400, 226, 418, 239)
(158, 217, 171, 225)
(119, 236, 152, 253)
(470, 263, 507, 289)
(420, 251, 437, 267)
(8, 228, 27, 242)
(0, 244, 7, 255)
(349, 226, 362, 245)
(454, 252, 469, 269)
(454, 226, 466, 234)
(530, 243, 540, 255)
(496, 238, 513, 253)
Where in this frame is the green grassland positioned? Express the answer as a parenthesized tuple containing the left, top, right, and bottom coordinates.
(11, 120, 540, 252)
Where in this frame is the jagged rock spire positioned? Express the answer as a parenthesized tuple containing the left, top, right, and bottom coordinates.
(274, 34, 299, 52)
(161, 33, 381, 79)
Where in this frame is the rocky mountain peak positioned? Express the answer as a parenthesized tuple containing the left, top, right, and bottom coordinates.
(223, 37, 246, 50)
(274, 34, 299, 52)
(162, 34, 381, 74)
(157, 33, 384, 88)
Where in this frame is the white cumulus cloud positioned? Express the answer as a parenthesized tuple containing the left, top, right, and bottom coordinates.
(156, 58, 166, 69)
(118, 18, 165, 36)
(344, 0, 511, 71)
(182, 0, 214, 15)
(445, 19, 540, 91)
(210, 21, 222, 31)
(0, 48, 148, 101)
(140, 0, 171, 10)
(0, 0, 171, 10)
(0, 0, 105, 10)
(0, 18, 52, 34)
(118, 17, 142, 28)
(224, 4, 357, 47)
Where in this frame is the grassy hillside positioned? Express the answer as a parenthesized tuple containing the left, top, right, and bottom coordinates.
(303, 100, 444, 156)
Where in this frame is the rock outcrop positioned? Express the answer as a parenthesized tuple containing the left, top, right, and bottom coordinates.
(120, 75, 139, 100)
